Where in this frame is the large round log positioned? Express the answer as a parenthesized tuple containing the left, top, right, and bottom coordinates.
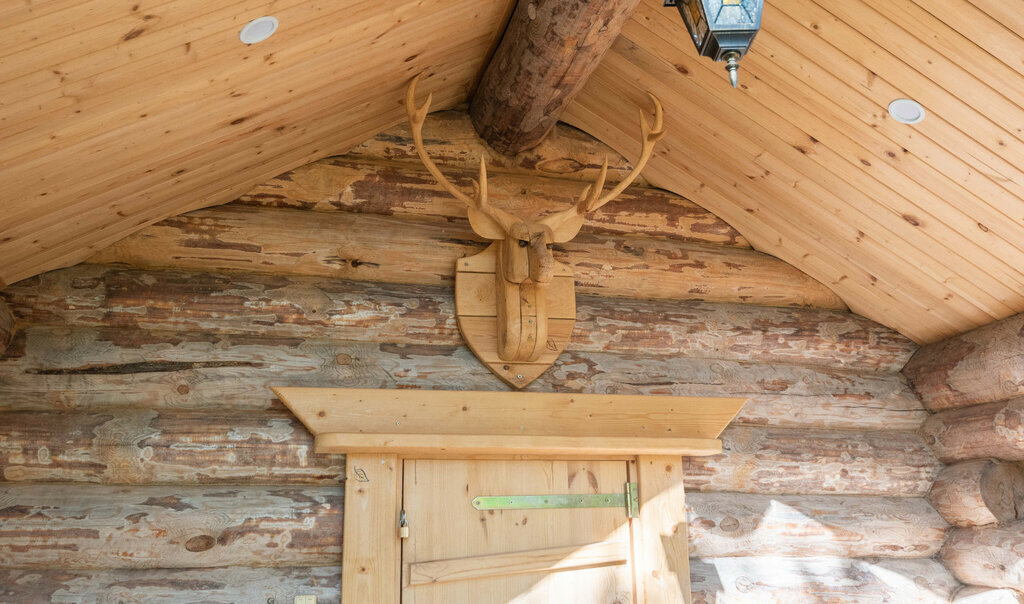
(469, 0, 642, 154)
(954, 587, 1024, 603)
(0, 299, 11, 357)
(904, 313, 1024, 412)
(941, 521, 1024, 591)
(922, 398, 1024, 463)
(929, 460, 1024, 527)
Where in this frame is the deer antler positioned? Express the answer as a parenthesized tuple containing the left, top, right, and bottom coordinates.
(406, 74, 516, 239)
(541, 93, 666, 242)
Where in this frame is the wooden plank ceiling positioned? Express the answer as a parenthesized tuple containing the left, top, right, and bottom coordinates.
(1, 0, 1023, 343)
(564, 0, 1024, 343)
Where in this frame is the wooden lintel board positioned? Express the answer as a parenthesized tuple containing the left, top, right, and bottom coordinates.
(273, 387, 745, 458)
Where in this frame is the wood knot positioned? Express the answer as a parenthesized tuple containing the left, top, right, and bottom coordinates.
(185, 534, 216, 552)
(176, 384, 190, 395)
(719, 516, 740, 532)
(336, 353, 352, 365)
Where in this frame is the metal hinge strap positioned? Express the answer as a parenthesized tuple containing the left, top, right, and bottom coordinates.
(472, 482, 639, 518)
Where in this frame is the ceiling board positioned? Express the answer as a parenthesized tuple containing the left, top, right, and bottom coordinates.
(0, 0, 515, 286)
(564, 0, 1024, 343)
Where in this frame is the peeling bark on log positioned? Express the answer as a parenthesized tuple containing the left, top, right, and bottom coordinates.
(687, 493, 946, 558)
(0, 300, 11, 358)
(690, 557, 959, 604)
(0, 410, 938, 494)
(0, 409, 343, 485)
(3, 265, 913, 373)
(954, 587, 1024, 603)
(86, 206, 845, 309)
(469, 0, 642, 154)
(0, 485, 341, 569)
(234, 156, 748, 247)
(904, 313, 1024, 412)
(684, 426, 940, 496)
(0, 326, 924, 429)
(942, 521, 1024, 591)
(922, 398, 1024, 463)
(929, 460, 1024, 527)
(0, 567, 341, 603)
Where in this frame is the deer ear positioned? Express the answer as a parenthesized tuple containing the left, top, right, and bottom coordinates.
(467, 207, 508, 240)
(540, 212, 586, 243)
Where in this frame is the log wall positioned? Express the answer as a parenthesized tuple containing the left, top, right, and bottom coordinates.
(0, 112, 953, 602)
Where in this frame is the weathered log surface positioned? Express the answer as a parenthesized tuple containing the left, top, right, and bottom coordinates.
(0, 410, 938, 494)
(954, 587, 1024, 603)
(904, 313, 1024, 412)
(86, 205, 845, 309)
(684, 426, 940, 496)
(690, 557, 959, 604)
(0, 485, 342, 569)
(3, 265, 913, 372)
(688, 493, 947, 558)
(468, 0, 641, 154)
(929, 460, 1024, 527)
(0, 300, 11, 356)
(0, 326, 924, 430)
(922, 398, 1024, 463)
(0, 409, 343, 485)
(0, 485, 944, 569)
(234, 152, 748, 247)
(942, 521, 1024, 591)
(0, 567, 342, 603)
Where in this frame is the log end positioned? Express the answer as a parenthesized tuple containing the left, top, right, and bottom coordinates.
(929, 460, 1024, 527)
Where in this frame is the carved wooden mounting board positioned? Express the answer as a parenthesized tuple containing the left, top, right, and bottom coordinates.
(455, 242, 576, 388)
(274, 387, 746, 603)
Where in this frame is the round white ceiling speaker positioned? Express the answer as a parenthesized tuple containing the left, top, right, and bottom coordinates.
(239, 16, 279, 44)
(888, 98, 926, 125)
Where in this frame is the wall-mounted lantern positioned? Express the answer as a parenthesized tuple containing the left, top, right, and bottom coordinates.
(665, 0, 764, 88)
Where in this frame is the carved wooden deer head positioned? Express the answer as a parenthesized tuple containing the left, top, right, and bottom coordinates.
(406, 74, 665, 387)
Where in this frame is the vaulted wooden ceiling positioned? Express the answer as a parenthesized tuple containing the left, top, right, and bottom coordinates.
(2, 0, 1023, 343)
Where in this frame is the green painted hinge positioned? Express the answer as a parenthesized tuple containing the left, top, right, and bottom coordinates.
(472, 482, 639, 519)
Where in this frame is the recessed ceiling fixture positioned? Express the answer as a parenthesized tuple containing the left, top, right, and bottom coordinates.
(888, 98, 926, 125)
(239, 16, 278, 44)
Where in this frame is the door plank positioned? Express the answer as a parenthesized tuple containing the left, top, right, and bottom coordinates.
(342, 453, 401, 604)
(407, 540, 628, 586)
(634, 456, 691, 604)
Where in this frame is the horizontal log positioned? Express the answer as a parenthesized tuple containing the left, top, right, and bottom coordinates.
(690, 557, 959, 603)
(942, 521, 1024, 591)
(234, 156, 748, 246)
(86, 205, 845, 309)
(684, 425, 940, 496)
(922, 398, 1024, 463)
(929, 460, 1024, 527)
(3, 264, 913, 372)
(0, 486, 943, 572)
(687, 493, 946, 558)
(954, 587, 1024, 603)
(904, 313, 1024, 412)
(0, 567, 341, 603)
(0, 485, 341, 569)
(0, 410, 938, 494)
(0, 326, 924, 429)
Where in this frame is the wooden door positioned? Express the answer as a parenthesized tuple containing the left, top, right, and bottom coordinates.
(401, 459, 636, 603)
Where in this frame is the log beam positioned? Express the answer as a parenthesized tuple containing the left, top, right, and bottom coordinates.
(928, 460, 1024, 527)
(921, 398, 1024, 463)
(904, 313, 1024, 412)
(941, 521, 1024, 591)
(469, 0, 642, 154)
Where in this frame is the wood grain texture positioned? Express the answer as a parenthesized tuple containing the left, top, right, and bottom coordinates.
(954, 587, 1024, 603)
(562, 0, 1024, 344)
(928, 460, 1024, 527)
(942, 521, 1024, 591)
(469, 0, 641, 154)
(690, 557, 959, 603)
(1, 264, 914, 373)
(688, 493, 948, 558)
(87, 205, 843, 309)
(0, 300, 11, 357)
(342, 454, 400, 604)
(0, 485, 341, 569)
(904, 313, 1024, 412)
(0, 409, 937, 495)
(0, 0, 517, 286)
(0, 326, 925, 431)
(0, 567, 341, 603)
(921, 398, 1024, 463)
